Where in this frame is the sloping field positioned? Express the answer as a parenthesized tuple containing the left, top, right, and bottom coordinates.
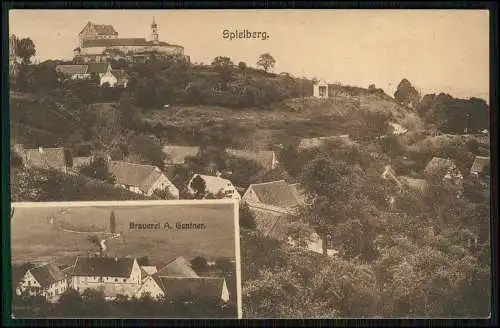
(11, 203, 236, 266)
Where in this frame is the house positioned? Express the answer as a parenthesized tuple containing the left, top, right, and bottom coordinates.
(100, 69, 129, 88)
(72, 156, 94, 169)
(162, 146, 200, 166)
(297, 134, 353, 151)
(16, 263, 68, 302)
(313, 79, 329, 98)
(242, 180, 303, 211)
(20, 146, 68, 172)
(187, 174, 241, 200)
(226, 148, 279, 170)
(155, 256, 199, 278)
(388, 122, 408, 136)
(135, 276, 230, 303)
(470, 156, 490, 176)
(56, 64, 91, 80)
(108, 161, 179, 199)
(424, 157, 463, 185)
(70, 256, 142, 299)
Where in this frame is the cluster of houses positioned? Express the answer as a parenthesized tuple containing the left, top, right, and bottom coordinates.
(13, 255, 230, 304)
(55, 62, 129, 88)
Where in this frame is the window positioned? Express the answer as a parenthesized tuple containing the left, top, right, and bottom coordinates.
(115, 278, 118, 282)
(123, 278, 126, 282)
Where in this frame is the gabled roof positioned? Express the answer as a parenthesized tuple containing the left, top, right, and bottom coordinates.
(155, 256, 199, 278)
(140, 266, 158, 276)
(71, 256, 135, 278)
(226, 149, 275, 169)
(247, 180, 301, 209)
(470, 156, 490, 174)
(110, 69, 129, 81)
(29, 263, 66, 288)
(314, 79, 328, 86)
(255, 212, 290, 241)
(56, 64, 88, 75)
(189, 174, 236, 196)
(424, 157, 456, 175)
(109, 161, 168, 194)
(151, 276, 226, 301)
(87, 63, 110, 74)
(163, 146, 200, 165)
(93, 24, 118, 36)
(297, 135, 353, 150)
(23, 147, 66, 170)
(398, 176, 428, 192)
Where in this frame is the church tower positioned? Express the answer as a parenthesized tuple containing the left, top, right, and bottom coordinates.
(151, 17, 159, 44)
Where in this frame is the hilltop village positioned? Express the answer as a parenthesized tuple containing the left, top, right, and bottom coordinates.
(9, 16, 491, 318)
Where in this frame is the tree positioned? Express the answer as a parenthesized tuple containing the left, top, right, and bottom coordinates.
(211, 56, 234, 88)
(79, 156, 115, 184)
(238, 61, 247, 71)
(190, 175, 207, 199)
(191, 256, 209, 274)
(215, 257, 234, 276)
(256, 53, 276, 72)
(16, 37, 36, 64)
(394, 78, 420, 108)
(128, 134, 166, 169)
(109, 211, 116, 234)
(239, 203, 256, 229)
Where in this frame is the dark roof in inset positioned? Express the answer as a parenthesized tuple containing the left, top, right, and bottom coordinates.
(71, 256, 135, 278)
(87, 63, 110, 74)
(152, 276, 226, 301)
(23, 147, 66, 170)
(470, 156, 490, 174)
(56, 64, 88, 75)
(155, 256, 199, 278)
(248, 180, 301, 209)
(29, 263, 66, 288)
(108, 161, 167, 193)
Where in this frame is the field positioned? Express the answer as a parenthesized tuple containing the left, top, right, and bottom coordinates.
(11, 203, 236, 267)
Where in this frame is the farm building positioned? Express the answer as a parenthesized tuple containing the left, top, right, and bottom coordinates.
(313, 79, 329, 98)
(226, 148, 279, 170)
(470, 156, 490, 176)
(135, 276, 230, 303)
(187, 174, 241, 200)
(69, 256, 142, 299)
(15, 263, 68, 302)
(56, 62, 112, 81)
(72, 156, 94, 169)
(155, 256, 199, 278)
(162, 145, 200, 166)
(16, 146, 68, 173)
(108, 161, 179, 199)
(100, 69, 130, 87)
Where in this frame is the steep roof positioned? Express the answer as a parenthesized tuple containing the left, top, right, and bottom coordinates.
(297, 134, 353, 150)
(93, 24, 118, 36)
(56, 64, 88, 75)
(254, 212, 290, 241)
(163, 146, 200, 165)
(109, 161, 167, 193)
(72, 256, 135, 278)
(247, 180, 301, 209)
(226, 149, 275, 169)
(87, 63, 110, 74)
(190, 174, 236, 196)
(155, 256, 199, 278)
(424, 157, 455, 175)
(470, 156, 490, 174)
(29, 263, 66, 288)
(23, 147, 66, 170)
(152, 276, 226, 301)
(140, 266, 158, 276)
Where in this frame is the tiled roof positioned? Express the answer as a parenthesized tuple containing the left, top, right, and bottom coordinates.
(56, 64, 88, 75)
(93, 24, 118, 36)
(108, 161, 167, 194)
(152, 276, 226, 301)
(189, 174, 237, 197)
(470, 156, 490, 174)
(87, 63, 110, 74)
(29, 263, 66, 288)
(23, 147, 66, 170)
(72, 256, 135, 278)
(254, 211, 290, 241)
(247, 180, 301, 209)
(226, 149, 275, 169)
(140, 266, 158, 276)
(155, 256, 199, 278)
(297, 134, 353, 150)
(163, 146, 200, 165)
(424, 157, 455, 175)
(398, 176, 428, 192)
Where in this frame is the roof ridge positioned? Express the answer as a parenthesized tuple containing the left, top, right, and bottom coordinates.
(110, 160, 159, 170)
(249, 179, 286, 187)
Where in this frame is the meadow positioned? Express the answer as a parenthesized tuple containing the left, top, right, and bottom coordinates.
(11, 202, 237, 267)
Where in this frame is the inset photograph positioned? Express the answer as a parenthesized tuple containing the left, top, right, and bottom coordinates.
(11, 200, 241, 319)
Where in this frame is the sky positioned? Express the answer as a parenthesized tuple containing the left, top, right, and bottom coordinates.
(9, 9, 490, 100)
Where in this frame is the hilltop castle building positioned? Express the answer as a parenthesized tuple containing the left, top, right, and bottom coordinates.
(73, 18, 188, 63)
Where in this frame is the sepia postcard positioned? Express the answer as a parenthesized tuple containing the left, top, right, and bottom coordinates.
(7, 8, 492, 320)
(10, 200, 242, 319)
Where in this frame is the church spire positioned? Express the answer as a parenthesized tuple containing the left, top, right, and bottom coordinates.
(151, 16, 159, 43)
